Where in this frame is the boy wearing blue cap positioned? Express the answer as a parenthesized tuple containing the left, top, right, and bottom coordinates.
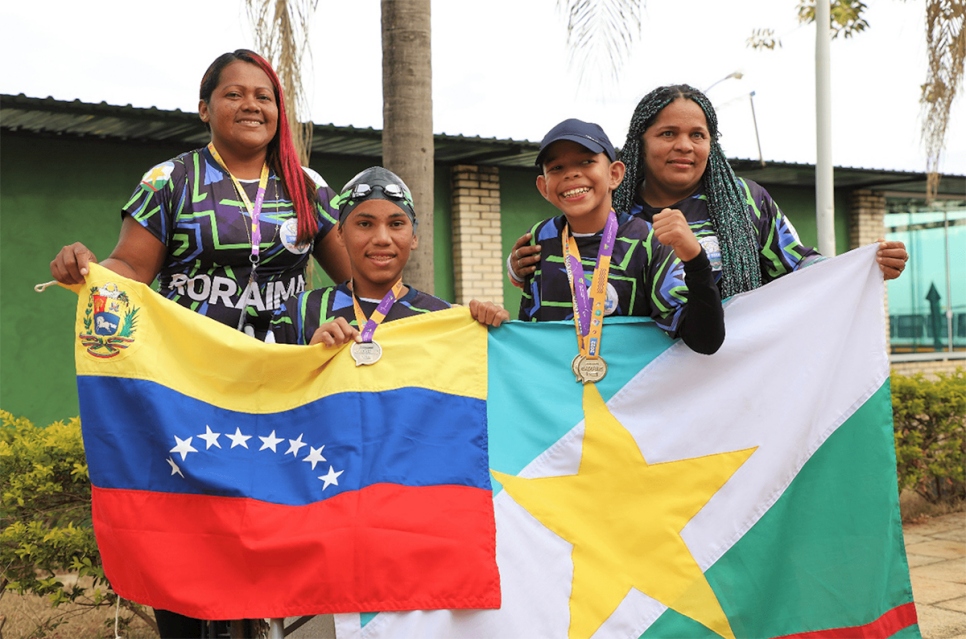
(271, 166, 507, 351)
(518, 119, 724, 379)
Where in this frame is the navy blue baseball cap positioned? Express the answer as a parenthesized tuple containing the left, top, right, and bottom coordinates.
(535, 118, 617, 167)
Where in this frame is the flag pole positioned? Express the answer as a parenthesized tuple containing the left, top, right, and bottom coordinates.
(815, 0, 837, 256)
(269, 618, 285, 638)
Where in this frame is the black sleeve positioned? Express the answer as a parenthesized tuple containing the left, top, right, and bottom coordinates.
(676, 250, 725, 355)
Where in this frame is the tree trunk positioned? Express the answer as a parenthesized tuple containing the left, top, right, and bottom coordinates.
(381, 0, 434, 293)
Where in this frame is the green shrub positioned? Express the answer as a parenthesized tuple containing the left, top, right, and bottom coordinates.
(892, 369, 966, 504)
(0, 410, 156, 636)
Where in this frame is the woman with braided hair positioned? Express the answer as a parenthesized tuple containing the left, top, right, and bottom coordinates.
(508, 84, 908, 296)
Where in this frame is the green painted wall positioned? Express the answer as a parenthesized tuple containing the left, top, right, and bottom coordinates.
(499, 166, 557, 317)
(1, 133, 187, 425)
(760, 183, 851, 256)
(0, 134, 452, 425)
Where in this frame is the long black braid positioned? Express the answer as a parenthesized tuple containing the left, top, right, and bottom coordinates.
(613, 84, 762, 296)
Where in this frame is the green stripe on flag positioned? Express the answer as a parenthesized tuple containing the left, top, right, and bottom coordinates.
(641, 381, 918, 639)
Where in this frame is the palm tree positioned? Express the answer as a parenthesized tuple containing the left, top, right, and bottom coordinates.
(556, 0, 644, 89)
(246, 0, 318, 164)
(921, 0, 965, 200)
(381, 0, 434, 293)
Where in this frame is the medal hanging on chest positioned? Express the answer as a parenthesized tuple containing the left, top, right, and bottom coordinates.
(350, 280, 406, 366)
(563, 211, 618, 384)
(206, 143, 270, 332)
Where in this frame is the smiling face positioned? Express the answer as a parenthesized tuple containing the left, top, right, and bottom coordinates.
(640, 98, 711, 208)
(198, 60, 279, 167)
(339, 199, 418, 299)
(536, 141, 625, 234)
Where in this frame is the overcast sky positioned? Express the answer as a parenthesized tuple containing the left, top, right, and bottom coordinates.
(2, 0, 963, 176)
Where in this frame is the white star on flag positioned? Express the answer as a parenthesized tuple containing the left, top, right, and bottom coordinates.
(259, 430, 284, 452)
(166, 457, 184, 478)
(170, 436, 198, 461)
(286, 433, 307, 457)
(303, 445, 327, 470)
(197, 425, 222, 449)
(227, 427, 252, 449)
(319, 466, 343, 490)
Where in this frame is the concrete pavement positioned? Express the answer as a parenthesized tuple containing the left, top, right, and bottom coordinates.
(905, 510, 966, 639)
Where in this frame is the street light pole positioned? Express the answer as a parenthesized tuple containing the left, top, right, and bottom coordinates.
(704, 71, 744, 93)
(749, 91, 765, 168)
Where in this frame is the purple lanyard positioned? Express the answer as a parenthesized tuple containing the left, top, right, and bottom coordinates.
(562, 211, 619, 337)
(352, 280, 406, 343)
(207, 143, 270, 267)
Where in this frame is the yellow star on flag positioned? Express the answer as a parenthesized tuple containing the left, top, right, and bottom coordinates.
(492, 384, 755, 639)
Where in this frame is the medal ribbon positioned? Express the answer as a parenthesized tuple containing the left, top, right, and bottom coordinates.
(562, 210, 618, 359)
(207, 143, 270, 267)
(352, 280, 406, 343)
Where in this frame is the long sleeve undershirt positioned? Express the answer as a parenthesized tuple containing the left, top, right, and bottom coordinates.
(675, 249, 725, 355)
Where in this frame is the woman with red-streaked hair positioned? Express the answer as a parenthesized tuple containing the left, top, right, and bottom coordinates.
(50, 49, 350, 342)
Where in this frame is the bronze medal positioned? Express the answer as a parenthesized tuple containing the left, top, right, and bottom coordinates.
(576, 355, 607, 384)
(571, 354, 584, 383)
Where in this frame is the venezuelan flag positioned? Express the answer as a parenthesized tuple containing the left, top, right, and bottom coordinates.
(74, 264, 499, 620)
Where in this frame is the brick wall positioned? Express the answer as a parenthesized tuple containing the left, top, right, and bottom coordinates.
(450, 164, 505, 306)
(848, 189, 894, 352)
(848, 189, 887, 249)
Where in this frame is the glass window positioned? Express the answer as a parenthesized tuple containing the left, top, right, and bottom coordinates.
(885, 196, 966, 356)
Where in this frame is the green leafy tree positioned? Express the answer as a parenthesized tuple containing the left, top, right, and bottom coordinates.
(0, 411, 157, 636)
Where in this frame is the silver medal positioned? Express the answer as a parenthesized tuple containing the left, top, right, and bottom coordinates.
(350, 341, 383, 366)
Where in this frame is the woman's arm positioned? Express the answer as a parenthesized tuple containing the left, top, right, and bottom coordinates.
(676, 250, 726, 355)
(50, 216, 167, 285)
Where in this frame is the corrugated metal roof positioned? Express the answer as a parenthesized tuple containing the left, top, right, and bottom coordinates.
(1, 93, 541, 168)
(3, 93, 963, 195)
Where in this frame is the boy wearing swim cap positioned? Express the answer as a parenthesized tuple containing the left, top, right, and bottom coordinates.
(271, 166, 508, 347)
(518, 118, 725, 358)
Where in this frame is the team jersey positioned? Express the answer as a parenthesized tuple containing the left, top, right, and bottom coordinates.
(517, 211, 690, 337)
(122, 147, 340, 337)
(270, 282, 451, 345)
(630, 177, 821, 286)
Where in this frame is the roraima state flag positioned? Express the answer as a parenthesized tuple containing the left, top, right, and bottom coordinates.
(72, 264, 499, 620)
(335, 243, 919, 639)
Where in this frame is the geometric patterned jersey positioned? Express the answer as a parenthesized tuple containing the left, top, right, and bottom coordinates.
(630, 177, 821, 287)
(270, 282, 452, 345)
(122, 146, 340, 337)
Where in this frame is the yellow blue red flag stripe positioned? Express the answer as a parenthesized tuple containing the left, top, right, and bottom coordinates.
(73, 264, 498, 619)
